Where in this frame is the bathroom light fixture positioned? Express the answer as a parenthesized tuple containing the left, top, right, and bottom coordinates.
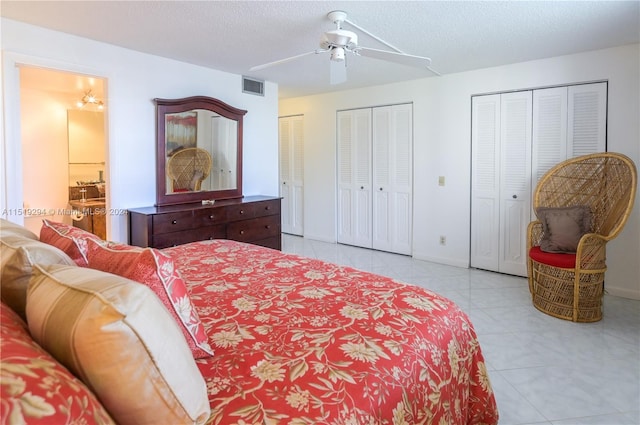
(76, 89, 104, 109)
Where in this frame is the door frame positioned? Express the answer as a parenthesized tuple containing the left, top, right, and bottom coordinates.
(2, 52, 110, 235)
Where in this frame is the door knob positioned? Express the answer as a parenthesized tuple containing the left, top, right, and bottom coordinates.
(512, 195, 517, 199)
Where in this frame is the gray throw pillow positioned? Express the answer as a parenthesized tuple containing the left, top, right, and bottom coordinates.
(536, 206, 592, 253)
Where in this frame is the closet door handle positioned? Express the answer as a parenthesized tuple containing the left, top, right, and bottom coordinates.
(379, 187, 383, 191)
(360, 186, 364, 189)
(512, 195, 518, 199)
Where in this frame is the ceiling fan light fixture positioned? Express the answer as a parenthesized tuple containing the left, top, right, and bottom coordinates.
(320, 29, 357, 50)
(330, 47, 345, 62)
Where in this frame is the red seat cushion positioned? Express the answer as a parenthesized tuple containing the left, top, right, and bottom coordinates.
(529, 246, 576, 268)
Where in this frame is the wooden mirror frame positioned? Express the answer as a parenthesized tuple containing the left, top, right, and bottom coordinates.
(155, 96, 247, 206)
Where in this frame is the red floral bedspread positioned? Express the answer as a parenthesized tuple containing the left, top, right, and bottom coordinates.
(165, 240, 498, 425)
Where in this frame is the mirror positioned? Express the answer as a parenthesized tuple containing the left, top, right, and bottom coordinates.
(155, 96, 246, 206)
(67, 109, 106, 187)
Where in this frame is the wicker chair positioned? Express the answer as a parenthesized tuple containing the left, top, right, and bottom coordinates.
(527, 152, 637, 322)
(167, 148, 212, 192)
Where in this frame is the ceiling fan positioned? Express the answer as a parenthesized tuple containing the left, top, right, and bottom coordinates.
(250, 10, 440, 84)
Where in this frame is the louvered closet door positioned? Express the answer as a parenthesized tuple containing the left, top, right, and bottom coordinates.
(567, 82, 607, 156)
(471, 95, 501, 272)
(499, 91, 532, 276)
(337, 109, 373, 247)
(472, 83, 606, 277)
(471, 91, 532, 276)
(532, 87, 568, 187)
(372, 104, 413, 254)
(532, 82, 606, 188)
(279, 115, 304, 236)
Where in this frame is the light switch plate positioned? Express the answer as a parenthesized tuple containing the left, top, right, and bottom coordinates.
(438, 176, 445, 186)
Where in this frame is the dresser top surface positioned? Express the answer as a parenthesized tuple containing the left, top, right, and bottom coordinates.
(128, 195, 280, 215)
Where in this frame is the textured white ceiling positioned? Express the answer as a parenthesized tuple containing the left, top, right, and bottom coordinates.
(2, 1, 639, 98)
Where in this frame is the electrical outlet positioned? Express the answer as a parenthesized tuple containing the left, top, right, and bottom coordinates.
(439, 236, 446, 245)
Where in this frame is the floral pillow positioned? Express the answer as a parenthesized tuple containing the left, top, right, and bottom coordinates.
(85, 239, 213, 359)
(0, 301, 115, 424)
(39, 219, 103, 266)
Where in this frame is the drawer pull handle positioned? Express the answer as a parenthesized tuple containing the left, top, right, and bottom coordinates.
(265, 225, 271, 229)
(209, 215, 214, 219)
(172, 220, 177, 224)
(240, 210, 244, 214)
(240, 230, 245, 235)
(265, 206, 271, 210)
(209, 236, 214, 240)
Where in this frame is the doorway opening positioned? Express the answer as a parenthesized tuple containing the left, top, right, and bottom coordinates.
(19, 66, 108, 238)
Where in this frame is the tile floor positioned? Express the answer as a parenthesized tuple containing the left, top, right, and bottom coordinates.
(281, 234, 640, 425)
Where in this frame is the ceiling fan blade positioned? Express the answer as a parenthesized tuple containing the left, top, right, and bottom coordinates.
(355, 46, 432, 69)
(330, 59, 347, 85)
(250, 49, 328, 71)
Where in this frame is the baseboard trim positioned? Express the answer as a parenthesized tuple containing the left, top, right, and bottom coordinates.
(411, 251, 469, 269)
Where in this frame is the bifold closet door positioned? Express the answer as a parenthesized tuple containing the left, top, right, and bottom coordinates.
(337, 108, 373, 248)
(471, 91, 532, 276)
(532, 82, 606, 187)
(337, 104, 413, 254)
(372, 104, 412, 255)
(279, 115, 304, 236)
(472, 82, 606, 277)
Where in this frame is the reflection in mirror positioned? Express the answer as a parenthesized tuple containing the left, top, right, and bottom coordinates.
(164, 110, 238, 194)
(155, 96, 246, 206)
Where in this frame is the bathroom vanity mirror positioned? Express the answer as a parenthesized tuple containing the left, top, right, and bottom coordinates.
(67, 109, 105, 187)
(155, 96, 246, 206)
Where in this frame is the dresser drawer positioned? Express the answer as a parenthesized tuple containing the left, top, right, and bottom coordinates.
(153, 225, 226, 249)
(152, 211, 195, 234)
(193, 208, 227, 227)
(227, 215, 280, 242)
(225, 203, 257, 221)
(253, 199, 280, 217)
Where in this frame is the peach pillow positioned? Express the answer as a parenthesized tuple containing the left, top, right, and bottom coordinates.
(1, 218, 38, 240)
(85, 238, 213, 359)
(1, 236, 75, 320)
(26, 264, 211, 425)
(39, 219, 103, 266)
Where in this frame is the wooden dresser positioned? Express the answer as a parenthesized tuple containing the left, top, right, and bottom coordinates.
(128, 195, 281, 250)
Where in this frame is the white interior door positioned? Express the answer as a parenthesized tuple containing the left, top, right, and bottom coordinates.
(499, 91, 532, 276)
(532, 86, 568, 187)
(471, 91, 531, 276)
(279, 115, 304, 236)
(372, 104, 412, 254)
(568, 82, 607, 156)
(471, 94, 502, 272)
(337, 109, 372, 248)
(471, 82, 607, 277)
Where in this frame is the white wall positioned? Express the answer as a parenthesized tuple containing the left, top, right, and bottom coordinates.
(1, 18, 279, 242)
(19, 80, 70, 234)
(280, 44, 640, 300)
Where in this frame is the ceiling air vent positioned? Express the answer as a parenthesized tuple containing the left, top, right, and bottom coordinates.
(242, 76, 264, 96)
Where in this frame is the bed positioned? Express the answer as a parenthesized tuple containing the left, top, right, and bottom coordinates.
(164, 239, 499, 425)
